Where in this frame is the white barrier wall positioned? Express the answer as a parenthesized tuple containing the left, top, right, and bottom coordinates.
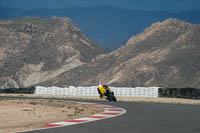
(35, 86, 159, 97)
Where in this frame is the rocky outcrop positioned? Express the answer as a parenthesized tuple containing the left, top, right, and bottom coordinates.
(0, 17, 106, 88)
(45, 18, 200, 88)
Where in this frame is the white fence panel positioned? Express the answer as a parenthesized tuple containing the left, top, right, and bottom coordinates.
(34, 86, 159, 98)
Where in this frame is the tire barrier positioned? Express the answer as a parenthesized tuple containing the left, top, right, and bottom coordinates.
(0, 86, 159, 97)
(158, 88, 200, 100)
(0, 86, 36, 94)
(1, 86, 200, 100)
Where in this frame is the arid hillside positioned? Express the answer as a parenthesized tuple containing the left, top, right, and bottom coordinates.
(45, 18, 200, 88)
(0, 17, 106, 88)
(1, 18, 200, 88)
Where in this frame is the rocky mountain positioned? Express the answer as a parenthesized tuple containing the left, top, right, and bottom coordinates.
(43, 18, 200, 88)
(1, 6, 200, 50)
(0, 17, 106, 88)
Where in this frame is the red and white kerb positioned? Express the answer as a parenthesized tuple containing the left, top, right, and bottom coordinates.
(43, 103, 126, 127)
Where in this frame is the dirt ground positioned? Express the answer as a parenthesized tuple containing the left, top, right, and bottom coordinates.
(0, 98, 103, 133)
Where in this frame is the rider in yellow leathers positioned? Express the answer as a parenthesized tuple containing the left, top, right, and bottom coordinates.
(97, 82, 111, 99)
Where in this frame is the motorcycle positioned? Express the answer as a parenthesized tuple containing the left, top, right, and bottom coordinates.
(98, 85, 117, 102)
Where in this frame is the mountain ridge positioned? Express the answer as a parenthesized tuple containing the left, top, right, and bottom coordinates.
(0, 18, 200, 88)
(1, 5, 200, 50)
(40, 18, 200, 88)
(0, 17, 106, 88)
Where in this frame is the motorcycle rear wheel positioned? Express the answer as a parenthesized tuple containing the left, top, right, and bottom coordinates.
(107, 92, 117, 102)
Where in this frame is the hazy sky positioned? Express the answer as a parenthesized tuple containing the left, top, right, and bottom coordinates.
(0, 0, 200, 12)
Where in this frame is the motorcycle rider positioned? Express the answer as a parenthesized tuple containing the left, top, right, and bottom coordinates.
(97, 82, 110, 99)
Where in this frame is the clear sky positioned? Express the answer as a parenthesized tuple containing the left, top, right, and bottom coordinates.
(0, 0, 200, 12)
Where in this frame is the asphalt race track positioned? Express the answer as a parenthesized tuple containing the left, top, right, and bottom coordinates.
(2, 97, 200, 133)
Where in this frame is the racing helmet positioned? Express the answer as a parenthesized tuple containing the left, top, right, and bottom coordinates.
(98, 82, 102, 86)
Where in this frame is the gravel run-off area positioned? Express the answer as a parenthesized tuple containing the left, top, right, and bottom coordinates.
(0, 97, 103, 133)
